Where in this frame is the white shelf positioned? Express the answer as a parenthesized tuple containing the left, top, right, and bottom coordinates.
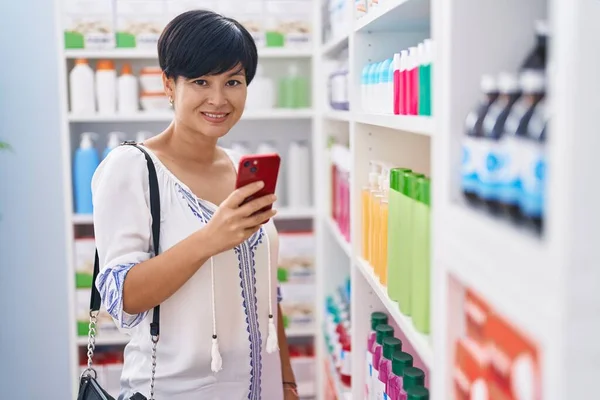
(324, 110, 351, 122)
(325, 345, 351, 399)
(286, 325, 315, 338)
(321, 34, 349, 58)
(354, 0, 430, 32)
(73, 214, 93, 224)
(326, 217, 352, 259)
(77, 333, 130, 346)
(68, 109, 314, 123)
(355, 257, 433, 368)
(64, 47, 313, 60)
(355, 113, 434, 136)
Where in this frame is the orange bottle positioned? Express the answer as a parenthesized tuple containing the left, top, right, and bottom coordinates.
(362, 169, 379, 260)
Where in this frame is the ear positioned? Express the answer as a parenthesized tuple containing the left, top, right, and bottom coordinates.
(162, 72, 175, 99)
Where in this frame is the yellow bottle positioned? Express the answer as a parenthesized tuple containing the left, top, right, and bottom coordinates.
(368, 164, 383, 268)
(362, 169, 380, 261)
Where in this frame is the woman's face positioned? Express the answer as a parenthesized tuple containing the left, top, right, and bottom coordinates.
(164, 64, 248, 139)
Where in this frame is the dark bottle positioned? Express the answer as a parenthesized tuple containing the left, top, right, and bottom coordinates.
(519, 99, 548, 233)
(498, 70, 546, 221)
(477, 73, 522, 213)
(521, 20, 549, 73)
(462, 75, 499, 205)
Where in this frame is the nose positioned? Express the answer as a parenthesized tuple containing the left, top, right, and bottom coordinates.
(207, 86, 228, 108)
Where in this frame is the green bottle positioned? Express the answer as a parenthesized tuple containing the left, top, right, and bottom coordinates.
(412, 177, 431, 333)
(387, 168, 411, 304)
(278, 64, 310, 108)
(407, 386, 429, 400)
(398, 172, 424, 315)
(403, 367, 425, 391)
(418, 40, 432, 116)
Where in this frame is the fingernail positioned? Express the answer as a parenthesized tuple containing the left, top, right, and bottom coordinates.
(257, 181, 265, 188)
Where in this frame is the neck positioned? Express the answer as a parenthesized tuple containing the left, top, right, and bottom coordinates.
(163, 120, 220, 165)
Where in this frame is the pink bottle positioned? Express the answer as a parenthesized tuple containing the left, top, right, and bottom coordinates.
(400, 50, 409, 115)
(376, 337, 402, 399)
(408, 46, 419, 115)
(400, 367, 426, 400)
(393, 53, 401, 115)
(365, 313, 389, 398)
(386, 351, 414, 400)
(371, 324, 394, 399)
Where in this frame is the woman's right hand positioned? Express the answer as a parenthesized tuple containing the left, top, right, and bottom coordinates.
(202, 181, 277, 254)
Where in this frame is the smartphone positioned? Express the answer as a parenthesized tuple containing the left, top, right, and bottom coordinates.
(235, 153, 280, 221)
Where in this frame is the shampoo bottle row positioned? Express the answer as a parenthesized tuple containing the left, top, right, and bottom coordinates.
(365, 312, 430, 400)
(324, 278, 352, 387)
(361, 39, 433, 117)
(331, 144, 351, 242)
(361, 163, 432, 334)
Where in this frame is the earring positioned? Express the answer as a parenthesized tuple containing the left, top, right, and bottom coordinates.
(169, 97, 174, 106)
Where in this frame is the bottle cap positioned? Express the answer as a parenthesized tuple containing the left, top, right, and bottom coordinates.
(390, 168, 411, 192)
(392, 351, 413, 376)
(140, 66, 162, 75)
(382, 337, 402, 360)
(75, 58, 89, 66)
(80, 132, 97, 149)
(375, 324, 394, 344)
(399, 170, 412, 196)
(480, 75, 498, 94)
(393, 53, 401, 71)
(520, 70, 546, 94)
(97, 59, 115, 71)
(498, 73, 520, 94)
(403, 367, 425, 390)
(370, 312, 388, 331)
(407, 386, 429, 400)
(121, 63, 133, 75)
(407, 173, 425, 199)
(417, 177, 431, 206)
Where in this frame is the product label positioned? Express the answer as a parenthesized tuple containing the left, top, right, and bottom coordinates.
(375, 377, 386, 400)
(477, 140, 503, 201)
(496, 136, 522, 205)
(520, 141, 545, 217)
(461, 137, 481, 193)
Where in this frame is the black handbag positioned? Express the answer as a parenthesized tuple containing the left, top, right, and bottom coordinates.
(78, 142, 161, 400)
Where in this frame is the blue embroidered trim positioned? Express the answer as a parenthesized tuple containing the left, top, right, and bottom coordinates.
(277, 286, 283, 303)
(177, 184, 264, 399)
(96, 263, 148, 328)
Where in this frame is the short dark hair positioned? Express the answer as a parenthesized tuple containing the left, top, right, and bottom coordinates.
(158, 10, 258, 85)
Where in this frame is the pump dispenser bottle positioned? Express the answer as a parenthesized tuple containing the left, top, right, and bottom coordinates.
(74, 132, 99, 214)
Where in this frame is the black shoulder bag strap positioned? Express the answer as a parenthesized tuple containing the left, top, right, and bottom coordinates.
(86, 142, 161, 399)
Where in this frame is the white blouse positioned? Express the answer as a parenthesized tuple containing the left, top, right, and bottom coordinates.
(92, 144, 283, 400)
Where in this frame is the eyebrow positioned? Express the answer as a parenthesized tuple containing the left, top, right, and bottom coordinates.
(227, 68, 245, 77)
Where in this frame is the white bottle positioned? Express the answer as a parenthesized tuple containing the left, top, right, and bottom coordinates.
(69, 59, 95, 114)
(246, 64, 275, 110)
(118, 63, 139, 114)
(231, 141, 252, 155)
(96, 59, 117, 114)
(136, 131, 152, 143)
(103, 131, 125, 160)
(286, 141, 311, 208)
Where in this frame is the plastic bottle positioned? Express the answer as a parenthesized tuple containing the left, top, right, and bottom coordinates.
(117, 63, 138, 114)
(406, 387, 429, 400)
(371, 170, 387, 274)
(231, 141, 252, 155)
(498, 70, 546, 221)
(69, 58, 95, 114)
(418, 40, 432, 116)
(387, 167, 412, 303)
(73, 132, 100, 214)
(387, 58, 395, 114)
(340, 335, 352, 386)
(96, 60, 117, 114)
(362, 163, 380, 259)
(278, 64, 309, 109)
(400, 50, 409, 115)
(412, 177, 431, 334)
(370, 324, 394, 400)
(287, 140, 311, 207)
(407, 47, 419, 115)
(462, 75, 499, 204)
(521, 20, 549, 73)
(478, 73, 522, 212)
(103, 131, 125, 160)
(247, 64, 275, 110)
(402, 367, 425, 398)
(376, 337, 403, 400)
(365, 312, 388, 399)
(386, 351, 414, 400)
(136, 131, 152, 144)
(378, 176, 390, 285)
(520, 99, 548, 232)
(367, 62, 380, 113)
(393, 53, 402, 115)
(388, 170, 411, 304)
(378, 59, 392, 114)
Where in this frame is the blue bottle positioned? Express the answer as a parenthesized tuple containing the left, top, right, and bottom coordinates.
(74, 132, 99, 215)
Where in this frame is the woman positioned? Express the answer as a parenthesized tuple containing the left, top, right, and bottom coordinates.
(92, 9, 297, 400)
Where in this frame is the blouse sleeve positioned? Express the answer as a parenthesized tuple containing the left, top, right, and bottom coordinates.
(92, 145, 155, 330)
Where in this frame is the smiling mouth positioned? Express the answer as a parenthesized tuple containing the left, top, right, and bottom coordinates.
(201, 112, 230, 123)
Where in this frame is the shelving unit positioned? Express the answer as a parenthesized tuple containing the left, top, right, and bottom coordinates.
(313, 0, 600, 399)
(65, 47, 313, 60)
(68, 109, 314, 122)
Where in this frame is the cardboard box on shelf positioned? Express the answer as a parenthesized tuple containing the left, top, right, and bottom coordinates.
(64, 0, 115, 49)
(115, 0, 168, 49)
(278, 232, 315, 284)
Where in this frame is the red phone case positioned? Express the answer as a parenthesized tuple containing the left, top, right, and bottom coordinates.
(235, 153, 281, 218)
